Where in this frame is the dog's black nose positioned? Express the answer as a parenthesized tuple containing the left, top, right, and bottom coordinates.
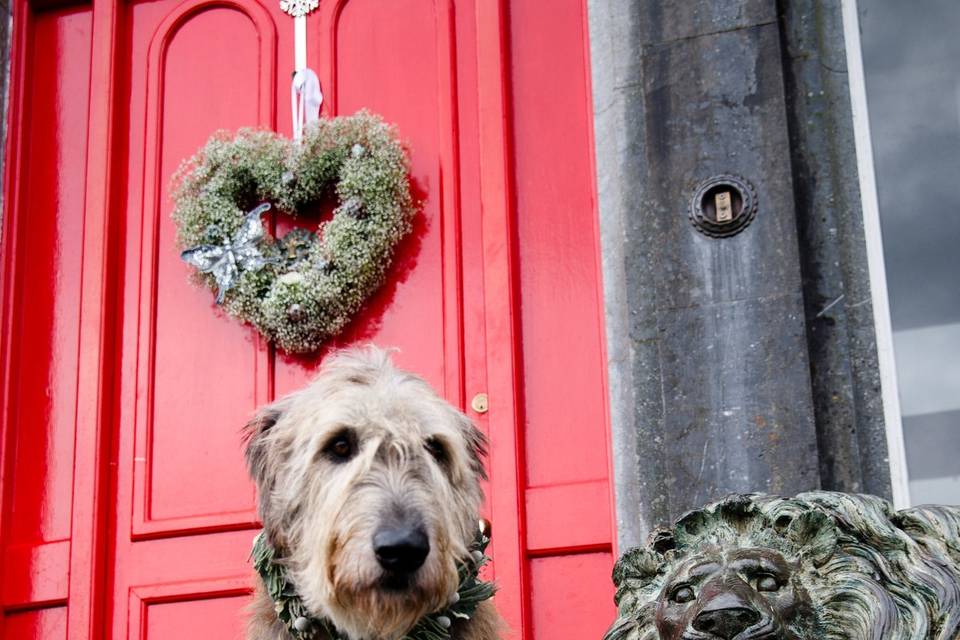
(692, 607, 760, 639)
(373, 526, 430, 574)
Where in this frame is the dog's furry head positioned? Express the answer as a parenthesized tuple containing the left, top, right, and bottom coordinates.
(606, 492, 960, 640)
(245, 347, 487, 639)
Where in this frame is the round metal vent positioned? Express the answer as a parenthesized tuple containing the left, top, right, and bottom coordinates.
(689, 175, 758, 238)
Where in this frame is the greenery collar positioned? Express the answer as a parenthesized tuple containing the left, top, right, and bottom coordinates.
(252, 524, 495, 640)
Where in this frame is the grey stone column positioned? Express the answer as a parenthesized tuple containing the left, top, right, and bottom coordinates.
(589, 0, 886, 548)
(589, 0, 892, 549)
(778, 0, 894, 499)
(0, 0, 10, 226)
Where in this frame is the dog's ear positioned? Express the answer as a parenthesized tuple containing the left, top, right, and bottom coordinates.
(243, 400, 286, 485)
(243, 397, 293, 543)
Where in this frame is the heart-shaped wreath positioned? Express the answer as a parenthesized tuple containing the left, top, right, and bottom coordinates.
(172, 111, 416, 353)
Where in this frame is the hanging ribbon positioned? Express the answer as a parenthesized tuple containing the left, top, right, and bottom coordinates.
(281, 0, 322, 140)
(291, 68, 323, 141)
(294, 14, 307, 70)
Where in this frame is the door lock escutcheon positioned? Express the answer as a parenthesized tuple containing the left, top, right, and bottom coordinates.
(689, 175, 758, 238)
(471, 393, 489, 414)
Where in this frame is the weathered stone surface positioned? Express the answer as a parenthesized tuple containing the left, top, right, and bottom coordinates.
(590, 0, 820, 545)
(589, 0, 895, 547)
(779, 0, 893, 498)
(588, 0, 652, 549)
(0, 0, 10, 228)
(655, 294, 819, 507)
(637, 0, 776, 46)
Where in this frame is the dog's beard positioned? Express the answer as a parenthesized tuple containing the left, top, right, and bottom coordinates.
(293, 526, 462, 640)
(329, 576, 452, 639)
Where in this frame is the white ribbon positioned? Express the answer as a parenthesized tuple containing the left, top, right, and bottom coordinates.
(291, 68, 322, 141)
(294, 15, 307, 70)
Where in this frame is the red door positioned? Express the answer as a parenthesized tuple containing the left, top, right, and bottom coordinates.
(0, 1, 615, 638)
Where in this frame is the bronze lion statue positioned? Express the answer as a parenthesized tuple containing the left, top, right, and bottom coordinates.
(605, 492, 960, 640)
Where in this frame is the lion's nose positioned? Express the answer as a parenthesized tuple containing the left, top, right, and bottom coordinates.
(692, 607, 760, 639)
(373, 525, 430, 574)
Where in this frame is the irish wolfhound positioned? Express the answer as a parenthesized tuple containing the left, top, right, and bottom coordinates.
(244, 347, 503, 640)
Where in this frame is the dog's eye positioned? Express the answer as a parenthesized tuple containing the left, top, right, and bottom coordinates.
(323, 430, 357, 462)
(755, 574, 780, 592)
(669, 584, 695, 603)
(425, 437, 449, 467)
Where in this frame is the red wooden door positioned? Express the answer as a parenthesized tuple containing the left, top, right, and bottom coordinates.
(0, 1, 615, 639)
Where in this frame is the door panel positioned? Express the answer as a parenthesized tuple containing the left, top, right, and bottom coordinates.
(0, 1, 93, 616)
(127, 0, 276, 540)
(4, 609, 67, 640)
(130, 580, 250, 640)
(111, 2, 286, 637)
(142, 596, 248, 639)
(530, 553, 614, 639)
(0, 1, 615, 638)
(509, 2, 615, 637)
(143, 3, 271, 529)
(7, 5, 91, 549)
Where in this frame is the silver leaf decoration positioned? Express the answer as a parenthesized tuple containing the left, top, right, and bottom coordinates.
(181, 203, 274, 304)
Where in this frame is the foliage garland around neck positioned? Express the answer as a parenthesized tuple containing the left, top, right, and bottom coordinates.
(252, 526, 495, 640)
(172, 111, 417, 353)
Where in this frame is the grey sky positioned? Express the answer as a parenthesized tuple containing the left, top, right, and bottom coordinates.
(861, 0, 960, 331)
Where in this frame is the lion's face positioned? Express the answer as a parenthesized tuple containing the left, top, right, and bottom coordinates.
(655, 547, 814, 640)
(605, 492, 960, 640)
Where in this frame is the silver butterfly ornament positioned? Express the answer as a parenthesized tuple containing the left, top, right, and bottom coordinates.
(181, 203, 275, 304)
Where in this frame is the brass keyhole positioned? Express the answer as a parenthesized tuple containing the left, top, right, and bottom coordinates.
(471, 393, 489, 414)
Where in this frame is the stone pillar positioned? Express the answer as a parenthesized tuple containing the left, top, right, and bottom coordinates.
(0, 0, 10, 225)
(589, 0, 893, 548)
(778, 0, 894, 499)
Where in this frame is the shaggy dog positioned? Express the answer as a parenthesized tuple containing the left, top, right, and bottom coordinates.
(244, 347, 502, 640)
(605, 491, 960, 640)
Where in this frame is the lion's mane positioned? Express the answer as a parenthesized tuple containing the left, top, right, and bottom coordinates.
(606, 492, 960, 640)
